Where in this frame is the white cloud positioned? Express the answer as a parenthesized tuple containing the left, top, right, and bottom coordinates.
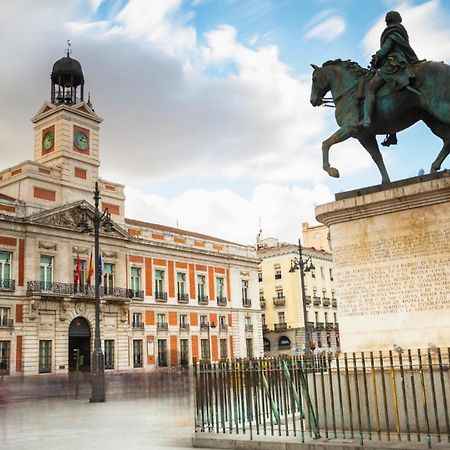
(362, 0, 450, 61)
(125, 183, 334, 244)
(303, 9, 346, 43)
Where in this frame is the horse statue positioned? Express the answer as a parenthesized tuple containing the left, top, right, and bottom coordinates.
(310, 59, 450, 183)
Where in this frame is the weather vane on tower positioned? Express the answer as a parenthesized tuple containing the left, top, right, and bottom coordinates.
(65, 40, 72, 58)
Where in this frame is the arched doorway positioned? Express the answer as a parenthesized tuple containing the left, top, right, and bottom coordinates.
(68, 317, 91, 372)
(278, 335, 291, 350)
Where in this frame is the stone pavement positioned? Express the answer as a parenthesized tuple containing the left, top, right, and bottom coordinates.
(0, 371, 194, 450)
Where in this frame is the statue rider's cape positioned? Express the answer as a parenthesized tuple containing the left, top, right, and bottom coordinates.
(376, 23, 419, 90)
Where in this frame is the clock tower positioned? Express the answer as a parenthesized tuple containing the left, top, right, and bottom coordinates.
(0, 48, 125, 219)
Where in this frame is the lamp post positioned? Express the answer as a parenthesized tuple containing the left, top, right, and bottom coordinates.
(80, 181, 114, 403)
(289, 238, 315, 353)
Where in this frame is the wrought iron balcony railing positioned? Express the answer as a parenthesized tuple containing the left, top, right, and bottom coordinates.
(217, 296, 227, 306)
(245, 324, 253, 332)
(130, 290, 144, 300)
(259, 298, 266, 308)
(219, 323, 228, 331)
(274, 322, 287, 331)
(177, 293, 189, 304)
(157, 322, 168, 331)
(242, 298, 252, 308)
(200, 323, 209, 331)
(26, 281, 137, 300)
(273, 296, 285, 306)
(198, 295, 209, 305)
(326, 322, 334, 331)
(0, 318, 14, 328)
(322, 297, 331, 307)
(132, 322, 145, 330)
(155, 291, 168, 302)
(313, 296, 321, 306)
(332, 299, 337, 308)
(315, 321, 324, 331)
(179, 323, 190, 332)
(0, 279, 15, 291)
(304, 295, 312, 305)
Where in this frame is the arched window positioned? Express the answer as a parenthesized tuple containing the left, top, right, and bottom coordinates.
(263, 338, 270, 352)
(278, 336, 291, 349)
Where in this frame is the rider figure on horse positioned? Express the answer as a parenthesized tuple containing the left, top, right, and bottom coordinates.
(362, 11, 420, 145)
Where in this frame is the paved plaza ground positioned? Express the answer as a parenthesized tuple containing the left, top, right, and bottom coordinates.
(0, 371, 194, 450)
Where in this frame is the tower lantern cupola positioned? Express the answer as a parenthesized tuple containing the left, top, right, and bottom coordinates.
(50, 42, 85, 105)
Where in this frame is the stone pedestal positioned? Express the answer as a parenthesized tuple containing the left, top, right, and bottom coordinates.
(316, 172, 450, 352)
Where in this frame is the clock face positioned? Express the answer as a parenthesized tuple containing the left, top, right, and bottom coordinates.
(74, 130, 89, 151)
(42, 130, 54, 150)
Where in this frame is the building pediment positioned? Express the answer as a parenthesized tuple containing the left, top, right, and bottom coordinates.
(26, 200, 131, 239)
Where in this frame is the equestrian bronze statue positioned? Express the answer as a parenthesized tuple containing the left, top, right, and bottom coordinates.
(310, 10, 450, 184)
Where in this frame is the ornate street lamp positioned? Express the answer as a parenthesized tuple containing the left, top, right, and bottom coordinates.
(289, 238, 315, 353)
(79, 181, 114, 403)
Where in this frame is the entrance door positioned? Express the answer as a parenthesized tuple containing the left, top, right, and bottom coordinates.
(68, 317, 91, 372)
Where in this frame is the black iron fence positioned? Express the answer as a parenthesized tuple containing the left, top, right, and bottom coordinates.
(194, 349, 450, 448)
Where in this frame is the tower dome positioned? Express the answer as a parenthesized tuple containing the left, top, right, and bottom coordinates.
(50, 42, 85, 105)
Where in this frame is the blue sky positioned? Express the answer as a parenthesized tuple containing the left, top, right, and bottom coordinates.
(0, 0, 449, 243)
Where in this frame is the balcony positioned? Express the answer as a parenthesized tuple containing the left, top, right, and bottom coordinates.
(259, 298, 266, 308)
(304, 295, 311, 305)
(313, 296, 321, 306)
(326, 322, 334, 331)
(262, 324, 268, 332)
(273, 296, 285, 307)
(157, 322, 168, 332)
(322, 297, 331, 307)
(177, 293, 189, 304)
(132, 322, 145, 330)
(274, 322, 287, 331)
(217, 296, 227, 306)
(0, 279, 15, 291)
(26, 281, 136, 301)
(198, 295, 209, 305)
(219, 323, 228, 332)
(155, 291, 168, 302)
(179, 323, 190, 332)
(307, 321, 315, 330)
(200, 323, 209, 332)
(0, 319, 14, 329)
(335, 323, 339, 331)
(245, 324, 253, 332)
(332, 299, 337, 308)
(242, 298, 252, 308)
(130, 290, 144, 300)
(315, 322, 324, 331)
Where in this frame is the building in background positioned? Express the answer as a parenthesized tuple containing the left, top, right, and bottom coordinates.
(257, 237, 339, 356)
(302, 222, 331, 252)
(0, 51, 262, 377)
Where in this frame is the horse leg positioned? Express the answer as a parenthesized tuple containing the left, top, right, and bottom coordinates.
(322, 127, 354, 178)
(422, 115, 450, 173)
(357, 133, 391, 184)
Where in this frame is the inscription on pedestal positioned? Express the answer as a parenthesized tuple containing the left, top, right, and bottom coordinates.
(335, 228, 450, 317)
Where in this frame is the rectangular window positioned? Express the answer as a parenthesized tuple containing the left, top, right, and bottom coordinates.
(197, 274, 206, 299)
(73, 258, 86, 292)
(201, 339, 210, 360)
(130, 267, 141, 294)
(276, 289, 284, 299)
(179, 314, 188, 327)
(329, 268, 334, 281)
(0, 251, 12, 285)
(216, 277, 224, 300)
(177, 272, 186, 295)
(200, 315, 207, 325)
(155, 270, 165, 297)
(133, 340, 143, 368)
(0, 341, 10, 373)
(246, 338, 253, 358)
(132, 312, 143, 328)
(315, 311, 319, 324)
(262, 314, 266, 326)
(278, 312, 285, 324)
(39, 340, 52, 373)
(274, 270, 282, 280)
(40, 255, 53, 289)
(104, 340, 114, 369)
(258, 271, 262, 282)
(220, 339, 228, 359)
(180, 339, 189, 366)
(320, 266, 325, 279)
(0, 307, 10, 327)
(157, 313, 166, 325)
(103, 263, 114, 295)
(241, 279, 249, 304)
(219, 315, 226, 326)
(158, 339, 168, 367)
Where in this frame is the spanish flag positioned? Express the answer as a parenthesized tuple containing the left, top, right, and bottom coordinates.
(86, 250, 94, 285)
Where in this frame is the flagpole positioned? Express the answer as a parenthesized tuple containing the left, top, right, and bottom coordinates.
(90, 181, 105, 403)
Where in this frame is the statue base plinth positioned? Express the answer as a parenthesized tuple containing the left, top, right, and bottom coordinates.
(316, 171, 450, 352)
